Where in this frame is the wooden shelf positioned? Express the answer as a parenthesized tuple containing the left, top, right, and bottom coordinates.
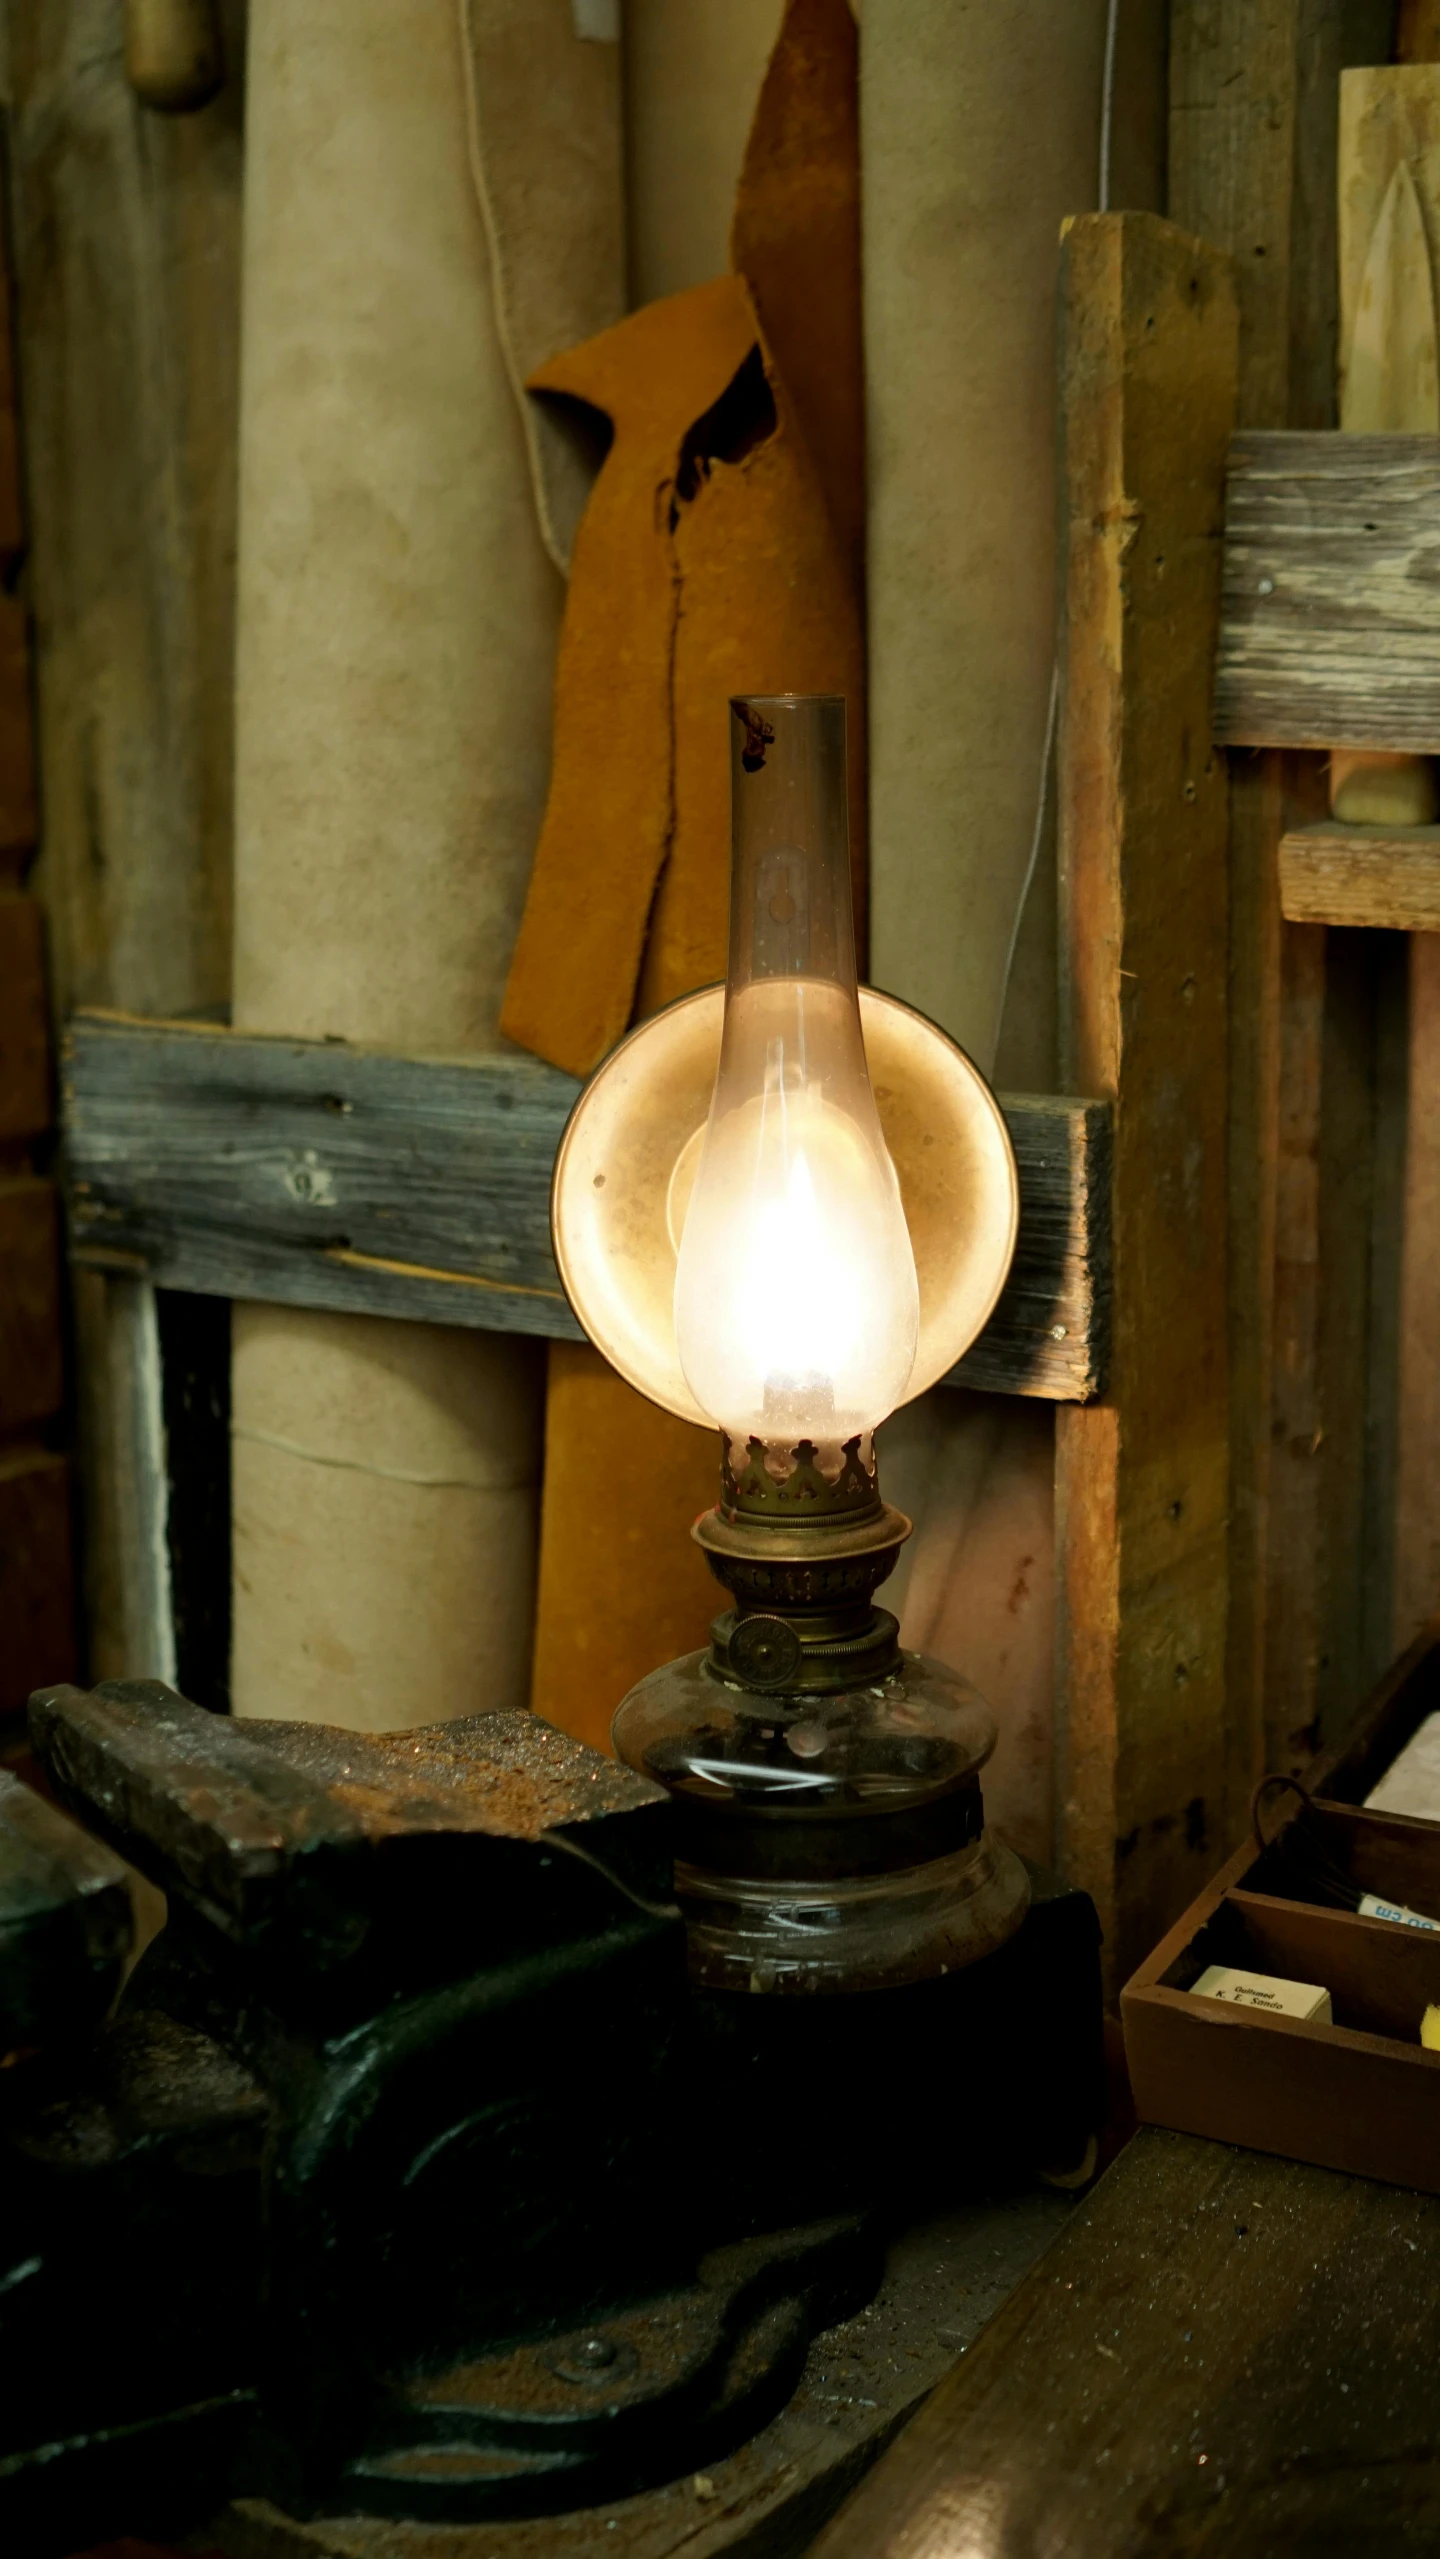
(1278, 821, 1440, 929)
(61, 1010, 1113, 1404)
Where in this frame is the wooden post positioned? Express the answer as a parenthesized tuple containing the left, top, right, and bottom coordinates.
(1169, 0, 1398, 1800)
(5, 0, 244, 1686)
(1338, 57, 1440, 1662)
(1055, 212, 1237, 1984)
(0, 241, 74, 1723)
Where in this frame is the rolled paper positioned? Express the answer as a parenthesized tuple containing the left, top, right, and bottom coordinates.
(231, 0, 620, 1730)
(860, 0, 1108, 1077)
(124, 0, 224, 113)
(232, 1314, 544, 1734)
(459, 0, 626, 568)
(857, 1, 1113, 1869)
(624, 0, 786, 305)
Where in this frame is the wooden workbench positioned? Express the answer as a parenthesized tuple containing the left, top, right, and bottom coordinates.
(812, 2125, 1440, 2557)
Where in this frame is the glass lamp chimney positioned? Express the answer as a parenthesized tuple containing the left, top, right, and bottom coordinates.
(672, 696, 919, 1455)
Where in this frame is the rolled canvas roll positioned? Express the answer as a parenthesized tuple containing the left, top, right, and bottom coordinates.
(623, 0, 786, 305)
(861, 0, 1108, 1076)
(859, 1, 1113, 1863)
(231, 0, 620, 1729)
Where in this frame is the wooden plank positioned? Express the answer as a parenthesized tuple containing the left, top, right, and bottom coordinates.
(1055, 212, 1236, 1986)
(0, 1177, 63, 1436)
(1401, 0, 1440, 57)
(1214, 430, 1440, 751)
(1395, 930, 1440, 1654)
(0, 597, 36, 879)
(63, 1012, 586, 1340)
(0, 1447, 75, 1718)
(5, 4, 244, 1696)
(1171, 3, 1401, 1834)
(811, 2126, 1440, 2559)
(0, 892, 50, 1141)
(6, 0, 240, 1017)
(1171, 2, 1363, 436)
(61, 1013, 1112, 1402)
(1263, 910, 1328, 1768)
(1280, 819, 1440, 925)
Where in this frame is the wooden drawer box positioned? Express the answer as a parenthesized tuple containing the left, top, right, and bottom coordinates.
(1121, 1796, 1440, 2193)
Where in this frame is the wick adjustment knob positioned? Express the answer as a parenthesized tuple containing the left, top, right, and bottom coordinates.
(728, 1615, 803, 1689)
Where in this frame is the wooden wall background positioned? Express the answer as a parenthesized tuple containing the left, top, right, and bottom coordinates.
(0, 24, 74, 1728)
(3, 0, 245, 1690)
(1171, 0, 1407, 1812)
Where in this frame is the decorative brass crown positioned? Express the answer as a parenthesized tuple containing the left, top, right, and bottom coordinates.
(719, 1433, 882, 1531)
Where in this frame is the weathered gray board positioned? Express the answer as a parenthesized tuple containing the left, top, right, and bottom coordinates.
(62, 1013, 1111, 1402)
(1214, 431, 1440, 752)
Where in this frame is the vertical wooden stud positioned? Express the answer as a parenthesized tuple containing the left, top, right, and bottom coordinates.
(1056, 212, 1237, 1984)
(1395, 932, 1440, 1645)
(1169, 0, 1398, 1797)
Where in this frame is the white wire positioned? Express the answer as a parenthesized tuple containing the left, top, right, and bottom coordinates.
(990, 0, 1122, 1072)
(1098, 0, 1121, 216)
(991, 666, 1059, 1068)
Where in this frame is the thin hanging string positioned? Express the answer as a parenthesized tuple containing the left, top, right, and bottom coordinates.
(989, 0, 1122, 1072)
(1098, 0, 1121, 219)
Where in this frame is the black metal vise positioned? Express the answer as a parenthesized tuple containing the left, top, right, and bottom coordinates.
(0, 1683, 885, 2548)
(0, 1681, 1102, 2553)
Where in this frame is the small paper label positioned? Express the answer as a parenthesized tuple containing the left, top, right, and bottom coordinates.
(1191, 1963, 1332, 2022)
(1358, 1892, 1440, 1934)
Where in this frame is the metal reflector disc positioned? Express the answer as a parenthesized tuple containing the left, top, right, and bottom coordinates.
(550, 985, 1019, 1428)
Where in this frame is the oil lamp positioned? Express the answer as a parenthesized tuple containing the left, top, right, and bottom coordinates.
(552, 694, 1027, 1995)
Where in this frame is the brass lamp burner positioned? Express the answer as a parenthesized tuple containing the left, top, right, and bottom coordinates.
(697, 1431, 913, 1694)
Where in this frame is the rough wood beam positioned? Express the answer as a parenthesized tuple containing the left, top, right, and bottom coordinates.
(1170, 0, 1400, 1824)
(1215, 431, 1440, 752)
(1056, 211, 1237, 1984)
(61, 1013, 1112, 1404)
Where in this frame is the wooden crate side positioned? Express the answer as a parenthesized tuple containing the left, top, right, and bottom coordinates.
(1056, 211, 1237, 1982)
